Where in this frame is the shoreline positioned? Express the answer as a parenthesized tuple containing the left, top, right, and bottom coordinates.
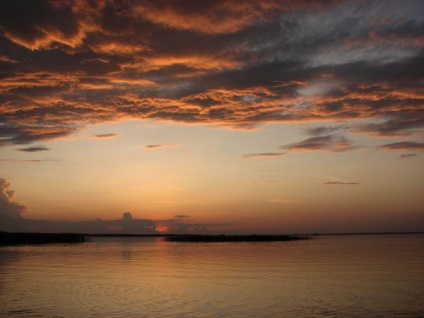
(0, 232, 86, 246)
(1, 231, 423, 246)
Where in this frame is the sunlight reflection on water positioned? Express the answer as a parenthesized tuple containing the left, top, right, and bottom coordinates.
(1, 235, 423, 317)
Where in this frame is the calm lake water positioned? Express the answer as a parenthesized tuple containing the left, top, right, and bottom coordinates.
(1, 235, 423, 318)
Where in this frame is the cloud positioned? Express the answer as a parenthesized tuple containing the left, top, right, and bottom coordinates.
(91, 133, 121, 139)
(0, 210, 229, 234)
(399, 153, 418, 159)
(144, 144, 179, 149)
(282, 135, 356, 152)
(240, 152, 286, 159)
(174, 214, 190, 218)
(0, 1, 422, 145)
(0, 0, 97, 50)
(133, 0, 328, 35)
(0, 123, 77, 146)
(0, 158, 55, 163)
(16, 146, 50, 152)
(0, 180, 227, 234)
(0, 55, 18, 63)
(324, 181, 360, 185)
(380, 141, 424, 150)
(0, 178, 25, 220)
(306, 125, 347, 136)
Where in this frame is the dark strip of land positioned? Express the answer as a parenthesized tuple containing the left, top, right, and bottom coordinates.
(164, 234, 312, 242)
(0, 232, 86, 246)
(2, 231, 422, 246)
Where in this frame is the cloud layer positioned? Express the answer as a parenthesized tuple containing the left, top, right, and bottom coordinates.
(0, 0, 422, 145)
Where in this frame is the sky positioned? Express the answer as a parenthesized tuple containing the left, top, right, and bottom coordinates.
(0, 0, 423, 234)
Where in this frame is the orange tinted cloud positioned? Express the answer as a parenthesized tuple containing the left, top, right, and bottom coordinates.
(91, 133, 121, 139)
(0, 0, 422, 145)
(134, 0, 326, 35)
(0, 0, 101, 50)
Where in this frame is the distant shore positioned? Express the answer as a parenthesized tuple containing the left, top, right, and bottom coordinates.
(0, 232, 86, 246)
(164, 234, 312, 242)
(1, 231, 423, 246)
(0, 232, 312, 245)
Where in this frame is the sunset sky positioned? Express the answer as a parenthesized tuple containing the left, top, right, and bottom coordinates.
(0, 0, 423, 234)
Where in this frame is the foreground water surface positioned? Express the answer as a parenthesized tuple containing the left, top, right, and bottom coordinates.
(1, 234, 423, 317)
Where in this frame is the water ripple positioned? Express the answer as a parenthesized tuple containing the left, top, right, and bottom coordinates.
(1, 235, 423, 317)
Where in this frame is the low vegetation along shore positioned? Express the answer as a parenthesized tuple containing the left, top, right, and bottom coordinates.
(164, 234, 312, 242)
(0, 232, 86, 246)
(0, 232, 312, 245)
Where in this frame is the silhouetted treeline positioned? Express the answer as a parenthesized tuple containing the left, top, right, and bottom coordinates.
(165, 234, 312, 242)
(0, 232, 86, 246)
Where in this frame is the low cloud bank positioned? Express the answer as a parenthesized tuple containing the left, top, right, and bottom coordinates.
(0, 178, 229, 234)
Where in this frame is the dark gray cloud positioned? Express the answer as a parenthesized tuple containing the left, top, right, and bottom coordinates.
(399, 153, 418, 159)
(16, 146, 50, 152)
(0, 123, 77, 146)
(282, 135, 356, 152)
(306, 125, 347, 136)
(380, 141, 424, 150)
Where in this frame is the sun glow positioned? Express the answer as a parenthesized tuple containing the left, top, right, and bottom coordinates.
(155, 226, 169, 233)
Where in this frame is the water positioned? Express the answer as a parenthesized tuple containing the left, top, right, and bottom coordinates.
(1, 235, 423, 317)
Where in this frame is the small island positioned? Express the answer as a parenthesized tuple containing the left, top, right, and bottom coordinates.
(165, 234, 312, 243)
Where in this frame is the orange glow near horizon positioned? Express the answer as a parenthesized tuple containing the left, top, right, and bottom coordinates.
(0, 1, 423, 234)
(155, 226, 169, 233)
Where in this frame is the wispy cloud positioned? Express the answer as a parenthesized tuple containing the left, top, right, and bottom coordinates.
(174, 214, 190, 218)
(144, 144, 179, 150)
(0, 158, 56, 163)
(240, 152, 286, 159)
(399, 153, 418, 159)
(324, 181, 360, 185)
(282, 135, 356, 153)
(91, 133, 121, 139)
(16, 146, 50, 152)
(380, 141, 424, 150)
(306, 125, 347, 136)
